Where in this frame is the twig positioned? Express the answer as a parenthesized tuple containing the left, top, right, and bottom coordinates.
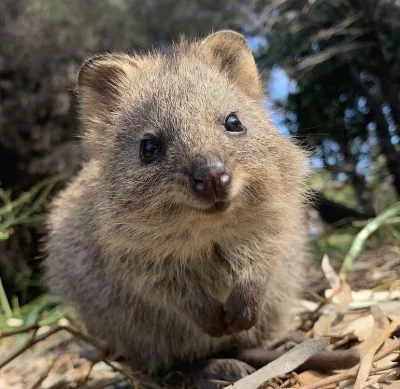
(15, 294, 63, 347)
(298, 364, 397, 389)
(29, 358, 56, 389)
(279, 372, 298, 388)
(372, 338, 400, 362)
(330, 334, 358, 350)
(103, 359, 138, 382)
(0, 324, 39, 339)
(224, 339, 329, 389)
(0, 326, 40, 369)
(354, 319, 400, 389)
(369, 363, 399, 374)
(297, 282, 343, 332)
(82, 376, 127, 389)
(0, 325, 106, 370)
(79, 361, 96, 387)
(59, 325, 106, 350)
(299, 338, 400, 389)
(364, 369, 397, 386)
(0, 323, 150, 387)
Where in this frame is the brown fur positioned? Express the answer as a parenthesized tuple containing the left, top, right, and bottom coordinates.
(43, 30, 310, 373)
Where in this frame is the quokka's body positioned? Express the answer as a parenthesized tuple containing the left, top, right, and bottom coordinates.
(44, 30, 309, 374)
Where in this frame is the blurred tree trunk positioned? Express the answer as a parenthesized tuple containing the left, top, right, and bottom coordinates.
(352, 0, 400, 194)
(350, 66, 400, 195)
(354, 0, 400, 137)
(250, 0, 400, 198)
(310, 189, 375, 225)
(352, 172, 375, 215)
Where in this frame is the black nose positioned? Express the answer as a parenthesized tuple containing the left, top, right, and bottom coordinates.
(190, 156, 231, 201)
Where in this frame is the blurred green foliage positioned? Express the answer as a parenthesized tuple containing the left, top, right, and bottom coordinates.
(250, 0, 400, 211)
(0, 177, 59, 241)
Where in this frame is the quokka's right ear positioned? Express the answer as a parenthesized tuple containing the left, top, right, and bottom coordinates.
(77, 53, 138, 154)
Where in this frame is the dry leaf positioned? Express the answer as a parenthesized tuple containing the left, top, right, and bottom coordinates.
(371, 338, 400, 370)
(356, 305, 390, 357)
(314, 278, 353, 338)
(364, 368, 398, 387)
(347, 289, 400, 310)
(379, 300, 400, 321)
(322, 255, 340, 293)
(295, 371, 333, 388)
(325, 280, 353, 311)
(313, 314, 335, 338)
(333, 314, 374, 341)
(353, 319, 400, 389)
(223, 338, 329, 389)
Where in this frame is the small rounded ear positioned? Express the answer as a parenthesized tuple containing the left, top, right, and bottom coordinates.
(79, 54, 128, 103)
(77, 53, 138, 154)
(200, 30, 263, 100)
(78, 53, 137, 118)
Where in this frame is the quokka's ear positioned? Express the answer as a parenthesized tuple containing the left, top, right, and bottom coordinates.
(77, 53, 138, 154)
(200, 30, 263, 100)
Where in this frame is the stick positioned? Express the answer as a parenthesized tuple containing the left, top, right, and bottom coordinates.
(223, 338, 329, 389)
(29, 358, 56, 389)
(82, 376, 126, 389)
(0, 324, 39, 339)
(353, 319, 400, 389)
(102, 360, 138, 382)
(0, 325, 106, 370)
(0, 326, 41, 369)
(299, 338, 400, 389)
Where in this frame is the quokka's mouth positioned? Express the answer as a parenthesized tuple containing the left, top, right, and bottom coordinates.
(202, 200, 230, 214)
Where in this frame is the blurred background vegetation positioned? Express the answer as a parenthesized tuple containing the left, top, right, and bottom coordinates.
(0, 0, 399, 308)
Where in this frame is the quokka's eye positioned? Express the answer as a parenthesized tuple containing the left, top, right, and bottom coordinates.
(140, 135, 163, 163)
(224, 113, 246, 134)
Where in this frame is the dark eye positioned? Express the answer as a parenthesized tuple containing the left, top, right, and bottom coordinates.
(224, 113, 246, 134)
(140, 136, 163, 163)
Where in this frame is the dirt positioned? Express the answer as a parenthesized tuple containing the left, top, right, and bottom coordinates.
(0, 242, 399, 389)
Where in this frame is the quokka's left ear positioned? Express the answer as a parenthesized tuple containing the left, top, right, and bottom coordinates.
(200, 30, 263, 100)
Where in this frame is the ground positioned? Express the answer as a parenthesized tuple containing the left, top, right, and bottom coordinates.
(0, 241, 399, 389)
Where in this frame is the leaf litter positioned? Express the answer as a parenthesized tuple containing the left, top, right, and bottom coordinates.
(0, 251, 399, 389)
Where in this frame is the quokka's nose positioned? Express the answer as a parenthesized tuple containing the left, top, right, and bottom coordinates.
(189, 155, 231, 201)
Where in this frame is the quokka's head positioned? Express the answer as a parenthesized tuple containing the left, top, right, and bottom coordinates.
(78, 30, 308, 235)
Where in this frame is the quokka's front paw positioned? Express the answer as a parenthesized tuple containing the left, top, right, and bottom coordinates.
(187, 295, 228, 337)
(223, 287, 259, 333)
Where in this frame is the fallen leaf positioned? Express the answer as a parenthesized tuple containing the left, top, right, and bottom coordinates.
(295, 371, 333, 388)
(356, 305, 389, 357)
(364, 368, 399, 388)
(333, 314, 374, 341)
(379, 300, 400, 321)
(353, 319, 400, 389)
(371, 338, 400, 370)
(333, 289, 400, 310)
(313, 314, 334, 338)
(326, 279, 353, 311)
(322, 255, 340, 293)
(314, 278, 353, 339)
(223, 338, 329, 389)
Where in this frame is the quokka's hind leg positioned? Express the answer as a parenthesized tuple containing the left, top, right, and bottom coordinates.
(165, 358, 255, 389)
